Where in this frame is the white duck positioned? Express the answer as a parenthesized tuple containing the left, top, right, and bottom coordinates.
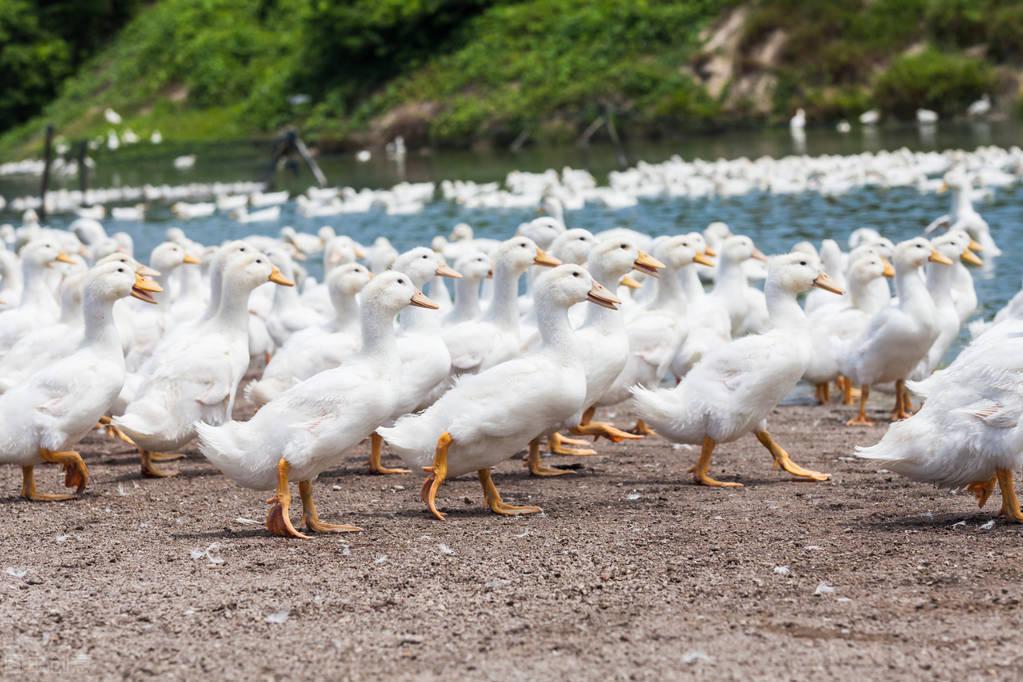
(264, 248, 323, 347)
(365, 247, 462, 475)
(0, 252, 152, 393)
(442, 237, 560, 377)
(381, 265, 620, 519)
(632, 253, 842, 487)
(0, 239, 73, 356)
(443, 251, 492, 325)
(669, 233, 731, 380)
(197, 272, 437, 538)
(0, 261, 161, 500)
(114, 251, 294, 477)
(803, 253, 893, 402)
(708, 235, 769, 335)
(911, 233, 979, 379)
(926, 169, 1000, 256)
(124, 241, 199, 370)
(857, 318, 1023, 523)
(839, 238, 952, 425)
(544, 239, 664, 463)
(246, 263, 371, 406)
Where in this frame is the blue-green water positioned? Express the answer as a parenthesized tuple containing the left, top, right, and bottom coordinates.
(1, 122, 1020, 327)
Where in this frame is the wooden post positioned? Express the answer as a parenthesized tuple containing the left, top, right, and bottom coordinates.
(77, 140, 89, 202)
(604, 104, 629, 169)
(292, 132, 327, 187)
(39, 124, 54, 220)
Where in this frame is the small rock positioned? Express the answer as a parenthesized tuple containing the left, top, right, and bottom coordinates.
(773, 565, 791, 576)
(814, 581, 836, 596)
(265, 609, 290, 625)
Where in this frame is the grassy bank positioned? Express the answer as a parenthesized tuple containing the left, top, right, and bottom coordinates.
(1, 0, 1021, 158)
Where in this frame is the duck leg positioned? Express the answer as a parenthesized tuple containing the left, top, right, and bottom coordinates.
(996, 468, 1023, 523)
(629, 419, 658, 437)
(478, 469, 542, 516)
(967, 477, 997, 508)
(266, 459, 309, 539)
(890, 379, 912, 421)
(527, 437, 573, 477)
(20, 464, 75, 502)
(548, 432, 597, 456)
(368, 432, 410, 475)
(421, 432, 451, 520)
(755, 431, 831, 482)
(690, 436, 743, 488)
(140, 450, 177, 478)
(570, 406, 643, 443)
(149, 452, 184, 462)
(846, 385, 874, 426)
(298, 481, 362, 533)
(97, 415, 136, 446)
(38, 449, 90, 494)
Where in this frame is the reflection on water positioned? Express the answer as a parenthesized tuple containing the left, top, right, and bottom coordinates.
(0, 122, 1020, 355)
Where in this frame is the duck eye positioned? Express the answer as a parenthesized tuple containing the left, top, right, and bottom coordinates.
(422, 255, 428, 259)
(572, 272, 580, 277)
(397, 278, 404, 284)
(118, 268, 125, 273)
(620, 244, 627, 249)
(799, 261, 807, 266)
(256, 259, 262, 264)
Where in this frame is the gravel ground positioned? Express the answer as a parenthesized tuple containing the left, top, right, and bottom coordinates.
(1, 390, 1021, 680)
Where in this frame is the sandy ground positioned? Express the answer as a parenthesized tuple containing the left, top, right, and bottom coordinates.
(1, 389, 1022, 680)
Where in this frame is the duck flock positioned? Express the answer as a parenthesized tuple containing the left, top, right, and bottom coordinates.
(0, 153, 1021, 539)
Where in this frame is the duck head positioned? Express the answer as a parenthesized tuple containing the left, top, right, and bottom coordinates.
(21, 238, 75, 270)
(719, 235, 766, 264)
(323, 236, 364, 272)
(517, 217, 565, 250)
(392, 247, 462, 287)
(769, 252, 843, 296)
(86, 260, 162, 305)
(847, 253, 892, 287)
(534, 264, 620, 311)
(549, 229, 596, 266)
(450, 223, 474, 242)
(363, 270, 437, 313)
(453, 251, 492, 281)
(942, 229, 983, 266)
(654, 235, 713, 270)
(894, 237, 951, 272)
(494, 236, 561, 274)
(149, 241, 199, 273)
(222, 251, 294, 292)
(589, 238, 664, 286)
(327, 262, 372, 302)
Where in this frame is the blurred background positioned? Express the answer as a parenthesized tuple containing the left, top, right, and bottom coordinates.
(1, 0, 1021, 158)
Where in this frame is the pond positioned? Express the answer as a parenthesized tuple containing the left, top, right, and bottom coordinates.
(0, 120, 1020, 336)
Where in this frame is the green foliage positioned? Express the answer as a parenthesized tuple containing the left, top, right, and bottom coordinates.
(924, 0, 992, 47)
(874, 50, 996, 118)
(2, 0, 1022, 154)
(988, 4, 1023, 61)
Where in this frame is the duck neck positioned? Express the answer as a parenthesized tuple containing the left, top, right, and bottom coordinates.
(398, 277, 440, 332)
(848, 277, 877, 312)
(359, 302, 398, 360)
(713, 257, 746, 293)
(535, 295, 576, 357)
(428, 276, 452, 308)
(765, 281, 807, 330)
(680, 265, 706, 302)
(81, 294, 122, 354)
(925, 263, 953, 307)
(895, 265, 934, 316)
(483, 262, 523, 330)
(178, 264, 201, 301)
(330, 291, 360, 332)
(951, 187, 971, 217)
(199, 264, 223, 322)
(652, 266, 685, 312)
(451, 276, 482, 321)
(212, 279, 255, 332)
(152, 267, 174, 305)
(272, 276, 301, 312)
(583, 265, 624, 330)
(19, 261, 54, 309)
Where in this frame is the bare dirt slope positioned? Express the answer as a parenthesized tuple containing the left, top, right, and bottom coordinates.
(1, 396, 1020, 680)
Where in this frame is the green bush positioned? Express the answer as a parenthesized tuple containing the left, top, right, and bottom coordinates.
(873, 49, 995, 118)
(925, 0, 991, 47)
(988, 4, 1023, 61)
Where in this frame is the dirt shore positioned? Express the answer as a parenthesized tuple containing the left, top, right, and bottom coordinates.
(1, 392, 1021, 680)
